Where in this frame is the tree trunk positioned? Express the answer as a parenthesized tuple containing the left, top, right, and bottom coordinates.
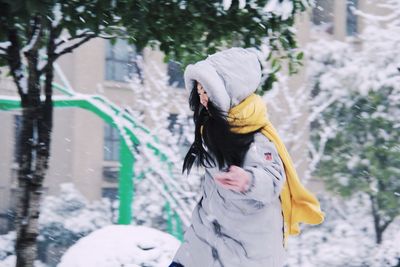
(369, 193, 394, 245)
(15, 106, 36, 266)
(15, 39, 53, 266)
(369, 194, 383, 244)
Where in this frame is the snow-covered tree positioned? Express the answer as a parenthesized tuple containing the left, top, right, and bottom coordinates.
(281, 1, 400, 266)
(126, 60, 201, 233)
(261, 1, 400, 266)
(309, 0, 400, 244)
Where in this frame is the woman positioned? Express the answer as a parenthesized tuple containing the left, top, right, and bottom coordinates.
(169, 47, 324, 267)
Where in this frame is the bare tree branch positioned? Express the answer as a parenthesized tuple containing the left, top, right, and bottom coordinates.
(6, 27, 28, 101)
(43, 24, 57, 101)
(308, 93, 340, 123)
(55, 34, 95, 58)
(381, 217, 395, 234)
(0, 51, 9, 62)
(22, 16, 43, 55)
(40, 33, 96, 74)
(55, 30, 94, 47)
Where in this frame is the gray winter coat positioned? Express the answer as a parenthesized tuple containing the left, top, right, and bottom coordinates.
(172, 48, 287, 267)
(172, 133, 287, 267)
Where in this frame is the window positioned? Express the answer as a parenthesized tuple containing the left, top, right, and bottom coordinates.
(167, 61, 185, 88)
(346, 0, 358, 36)
(102, 166, 119, 182)
(102, 187, 119, 201)
(104, 124, 120, 161)
(105, 39, 141, 82)
(312, 0, 334, 34)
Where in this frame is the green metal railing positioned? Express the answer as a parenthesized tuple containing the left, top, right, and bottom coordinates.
(0, 84, 183, 241)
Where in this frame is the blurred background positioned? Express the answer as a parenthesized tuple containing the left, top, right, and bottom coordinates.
(0, 0, 399, 266)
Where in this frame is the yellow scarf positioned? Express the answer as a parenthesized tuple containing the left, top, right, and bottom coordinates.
(228, 94, 325, 243)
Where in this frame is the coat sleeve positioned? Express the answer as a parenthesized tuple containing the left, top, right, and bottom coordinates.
(214, 134, 286, 214)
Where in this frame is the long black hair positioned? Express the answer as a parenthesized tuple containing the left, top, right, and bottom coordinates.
(182, 80, 258, 174)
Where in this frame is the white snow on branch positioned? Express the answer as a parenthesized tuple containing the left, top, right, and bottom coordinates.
(51, 3, 62, 27)
(222, 0, 232, 10)
(0, 41, 11, 52)
(14, 66, 28, 94)
(263, 0, 294, 20)
(22, 26, 41, 53)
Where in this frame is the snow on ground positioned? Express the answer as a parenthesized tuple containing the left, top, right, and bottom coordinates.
(57, 225, 181, 267)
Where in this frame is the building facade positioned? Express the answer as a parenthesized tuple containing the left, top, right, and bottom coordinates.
(0, 38, 188, 233)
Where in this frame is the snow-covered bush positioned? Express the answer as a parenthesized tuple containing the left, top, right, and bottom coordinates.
(36, 183, 114, 264)
(39, 183, 113, 244)
(286, 193, 400, 267)
(58, 225, 180, 267)
(0, 231, 15, 261)
(132, 173, 170, 232)
(0, 183, 115, 266)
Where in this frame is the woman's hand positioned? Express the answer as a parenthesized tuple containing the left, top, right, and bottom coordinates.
(214, 165, 251, 193)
